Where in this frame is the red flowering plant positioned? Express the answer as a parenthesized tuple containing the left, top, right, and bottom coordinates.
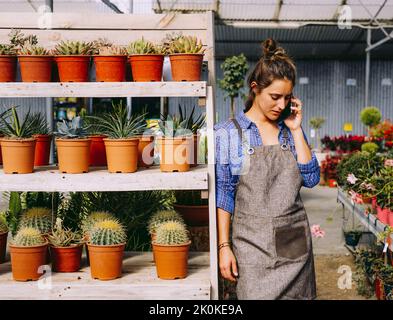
(369, 120, 393, 152)
(321, 135, 365, 153)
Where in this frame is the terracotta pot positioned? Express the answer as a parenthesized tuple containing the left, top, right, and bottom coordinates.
(169, 54, 203, 81)
(0, 138, 36, 174)
(137, 135, 154, 168)
(375, 277, 384, 300)
(0, 55, 17, 82)
(0, 231, 8, 263)
(377, 205, 390, 225)
(361, 195, 373, 204)
(54, 55, 90, 82)
(88, 243, 125, 280)
(152, 241, 191, 279)
(50, 244, 83, 272)
(9, 243, 48, 281)
(103, 138, 139, 173)
(89, 135, 107, 167)
(327, 179, 337, 188)
(55, 138, 91, 173)
(157, 137, 192, 172)
(173, 204, 209, 226)
(94, 55, 127, 82)
(33, 134, 52, 166)
(129, 55, 164, 82)
(18, 55, 53, 82)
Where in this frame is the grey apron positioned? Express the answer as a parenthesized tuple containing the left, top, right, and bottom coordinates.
(231, 118, 316, 300)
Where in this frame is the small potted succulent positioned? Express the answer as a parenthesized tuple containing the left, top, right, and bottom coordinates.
(0, 30, 17, 82)
(147, 209, 185, 242)
(158, 114, 193, 172)
(0, 212, 9, 263)
(173, 190, 208, 227)
(127, 38, 165, 82)
(53, 40, 95, 82)
(0, 106, 36, 174)
(165, 34, 205, 81)
(30, 112, 52, 166)
(93, 38, 127, 82)
(152, 220, 191, 279)
(87, 218, 127, 280)
(9, 227, 48, 281)
(87, 102, 146, 173)
(55, 116, 91, 173)
(48, 218, 84, 272)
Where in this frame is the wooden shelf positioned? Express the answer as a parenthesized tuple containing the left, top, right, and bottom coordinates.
(0, 165, 208, 192)
(0, 81, 207, 98)
(0, 251, 210, 300)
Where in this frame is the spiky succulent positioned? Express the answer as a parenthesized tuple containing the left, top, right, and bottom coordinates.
(18, 207, 53, 235)
(53, 40, 95, 55)
(126, 38, 164, 55)
(0, 213, 9, 234)
(0, 106, 36, 139)
(55, 116, 87, 139)
(158, 114, 193, 138)
(30, 112, 50, 135)
(48, 218, 83, 247)
(154, 221, 190, 245)
(89, 219, 127, 246)
(81, 211, 116, 237)
(12, 227, 46, 247)
(98, 46, 126, 55)
(9, 29, 38, 49)
(147, 210, 184, 234)
(167, 35, 205, 54)
(18, 45, 51, 55)
(0, 44, 16, 55)
(178, 104, 205, 134)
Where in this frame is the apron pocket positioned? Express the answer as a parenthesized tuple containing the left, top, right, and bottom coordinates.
(274, 225, 308, 260)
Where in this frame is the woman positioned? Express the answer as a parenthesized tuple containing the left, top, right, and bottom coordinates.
(215, 38, 320, 300)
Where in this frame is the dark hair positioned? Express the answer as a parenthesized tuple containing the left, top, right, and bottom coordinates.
(244, 38, 296, 112)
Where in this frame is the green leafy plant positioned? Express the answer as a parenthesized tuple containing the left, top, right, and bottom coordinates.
(158, 114, 192, 138)
(55, 116, 87, 139)
(154, 221, 190, 245)
(370, 166, 393, 210)
(18, 207, 53, 235)
(361, 142, 379, 153)
(48, 218, 83, 247)
(360, 107, 382, 128)
(0, 106, 36, 139)
(218, 54, 249, 119)
(178, 105, 205, 134)
(53, 40, 95, 55)
(11, 227, 46, 247)
(309, 117, 326, 150)
(147, 210, 184, 235)
(174, 190, 208, 206)
(89, 219, 127, 245)
(126, 38, 165, 55)
(9, 29, 37, 50)
(30, 113, 50, 135)
(167, 35, 205, 54)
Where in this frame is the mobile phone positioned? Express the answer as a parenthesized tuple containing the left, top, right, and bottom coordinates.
(277, 94, 293, 121)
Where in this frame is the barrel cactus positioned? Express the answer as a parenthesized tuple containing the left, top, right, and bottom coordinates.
(89, 219, 127, 246)
(81, 211, 117, 236)
(147, 210, 184, 234)
(18, 207, 53, 234)
(12, 227, 46, 247)
(0, 213, 8, 234)
(154, 221, 190, 245)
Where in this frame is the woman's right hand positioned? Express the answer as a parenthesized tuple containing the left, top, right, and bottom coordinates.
(219, 246, 238, 282)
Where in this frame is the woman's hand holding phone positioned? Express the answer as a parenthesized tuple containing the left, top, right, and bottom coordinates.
(284, 96, 303, 132)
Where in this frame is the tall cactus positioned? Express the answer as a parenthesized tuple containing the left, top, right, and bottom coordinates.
(89, 219, 127, 246)
(154, 221, 190, 245)
(18, 207, 53, 234)
(12, 227, 46, 247)
(147, 210, 184, 234)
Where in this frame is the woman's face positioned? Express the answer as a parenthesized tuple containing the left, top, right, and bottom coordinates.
(252, 79, 293, 121)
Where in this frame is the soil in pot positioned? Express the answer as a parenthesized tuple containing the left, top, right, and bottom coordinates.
(169, 54, 203, 81)
(33, 134, 52, 166)
(94, 55, 127, 82)
(0, 138, 36, 174)
(157, 137, 192, 172)
(50, 244, 83, 272)
(55, 138, 91, 173)
(104, 138, 139, 173)
(0, 56, 17, 82)
(88, 243, 125, 280)
(54, 56, 91, 82)
(89, 135, 107, 167)
(129, 55, 164, 82)
(18, 55, 53, 82)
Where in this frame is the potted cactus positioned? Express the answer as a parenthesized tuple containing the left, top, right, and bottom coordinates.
(55, 116, 91, 173)
(0, 106, 36, 174)
(53, 40, 95, 82)
(173, 190, 208, 226)
(18, 207, 53, 236)
(152, 221, 191, 279)
(127, 38, 165, 82)
(48, 218, 84, 272)
(157, 114, 193, 172)
(0, 212, 9, 263)
(87, 218, 127, 280)
(87, 102, 146, 173)
(165, 34, 205, 81)
(93, 38, 127, 82)
(9, 227, 48, 281)
(30, 113, 52, 166)
(147, 209, 184, 242)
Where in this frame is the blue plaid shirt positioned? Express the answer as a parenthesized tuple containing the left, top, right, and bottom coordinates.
(214, 112, 320, 215)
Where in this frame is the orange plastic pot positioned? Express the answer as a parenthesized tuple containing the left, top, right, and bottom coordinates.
(0, 138, 36, 174)
(55, 138, 91, 173)
(89, 135, 107, 167)
(0, 231, 8, 263)
(169, 54, 203, 81)
(88, 243, 125, 280)
(152, 241, 191, 279)
(94, 55, 127, 82)
(173, 204, 209, 227)
(157, 137, 192, 172)
(0, 56, 16, 82)
(103, 138, 139, 173)
(50, 244, 83, 272)
(9, 243, 48, 281)
(137, 135, 154, 168)
(54, 55, 91, 82)
(33, 134, 52, 166)
(129, 54, 164, 82)
(18, 55, 53, 82)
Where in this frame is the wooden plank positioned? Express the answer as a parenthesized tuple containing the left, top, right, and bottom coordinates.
(0, 165, 209, 192)
(0, 13, 208, 30)
(0, 82, 207, 98)
(0, 252, 211, 300)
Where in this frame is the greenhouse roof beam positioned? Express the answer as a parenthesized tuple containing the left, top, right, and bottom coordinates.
(101, 0, 123, 13)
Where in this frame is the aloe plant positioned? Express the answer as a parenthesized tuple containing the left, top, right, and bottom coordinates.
(55, 116, 88, 139)
(167, 35, 205, 54)
(48, 218, 83, 247)
(30, 113, 50, 135)
(126, 38, 165, 55)
(0, 106, 35, 139)
(53, 40, 95, 55)
(158, 114, 192, 138)
(178, 105, 205, 134)
(19, 45, 51, 56)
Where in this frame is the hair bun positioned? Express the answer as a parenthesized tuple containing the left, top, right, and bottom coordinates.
(261, 38, 287, 61)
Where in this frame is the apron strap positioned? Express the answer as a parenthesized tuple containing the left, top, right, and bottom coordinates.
(232, 118, 254, 155)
